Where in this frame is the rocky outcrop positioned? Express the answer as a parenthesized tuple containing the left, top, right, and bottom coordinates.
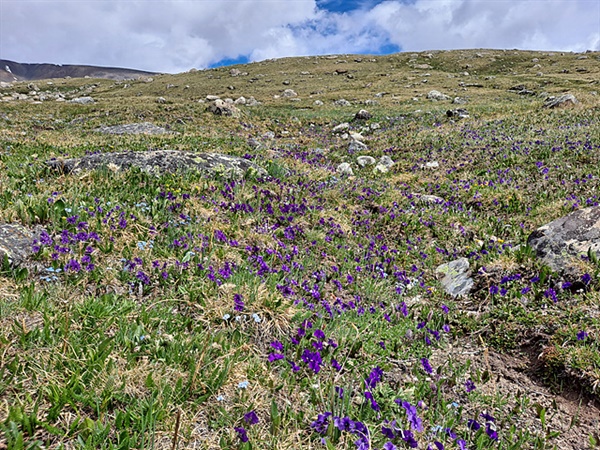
(528, 206, 600, 273)
(0, 223, 38, 267)
(544, 94, 579, 109)
(435, 258, 473, 297)
(46, 150, 266, 179)
(207, 99, 241, 117)
(95, 122, 171, 135)
(426, 90, 450, 101)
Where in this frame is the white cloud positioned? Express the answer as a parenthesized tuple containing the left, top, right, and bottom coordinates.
(368, 0, 600, 53)
(0, 0, 597, 73)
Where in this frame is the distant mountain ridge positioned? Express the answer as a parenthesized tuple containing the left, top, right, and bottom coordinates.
(0, 59, 158, 82)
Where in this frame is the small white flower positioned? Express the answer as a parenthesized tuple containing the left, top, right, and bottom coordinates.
(238, 381, 249, 389)
(252, 313, 261, 323)
(216, 395, 225, 402)
(223, 314, 231, 320)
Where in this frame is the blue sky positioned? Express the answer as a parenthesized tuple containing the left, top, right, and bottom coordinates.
(1, 0, 598, 73)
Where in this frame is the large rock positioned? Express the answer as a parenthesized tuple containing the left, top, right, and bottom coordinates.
(435, 258, 473, 297)
(544, 94, 579, 109)
(426, 90, 450, 101)
(94, 122, 170, 135)
(46, 150, 266, 180)
(528, 206, 600, 273)
(0, 224, 37, 267)
(207, 99, 240, 117)
(70, 96, 94, 104)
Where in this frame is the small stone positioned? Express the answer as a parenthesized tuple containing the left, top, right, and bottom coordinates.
(156, 97, 166, 104)
(426, 90, 450, 101)
(436, 258, 473, 297)
(354, 109, 371, 120)
(378, 155, 394, 168)
(337, 162, 354, 176)
(282, 89, 297, 98)
(314, 100, 324, 106)
(70, 96, 94, 104)
(332, 123, 350, 133)
(334, 98, 351, 106)
(348, 140, 368, 153)
(357, 156, 376, 167)
(425, 161, 439, 169)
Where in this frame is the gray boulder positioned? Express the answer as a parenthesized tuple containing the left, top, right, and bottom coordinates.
(373, 155, 394, 174)
(95, 122, 170, 135)
(70, 96, 94, 104)
(46, 150, 266, 180)
(282, 89, 298, 98)
(426, 90, 450, 101)
(354, 109, 371, 120)
(336, 163, 354, 176)
(348, 140, 368, 153)
(544, 94, 579, 109)
(0, 223, 38, 267)
(207, 99, 241, 117)
(528, 206, 600, 273)
(435, 258, 473, 297)
(357, 155, 376, 168)
(334, 99, 351, 107)
(446, 109, 469, 119)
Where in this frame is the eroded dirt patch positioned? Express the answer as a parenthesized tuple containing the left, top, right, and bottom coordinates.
(431, 341, 600, 449)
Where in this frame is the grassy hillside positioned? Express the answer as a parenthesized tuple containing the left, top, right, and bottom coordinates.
(0, 49, 599, 449)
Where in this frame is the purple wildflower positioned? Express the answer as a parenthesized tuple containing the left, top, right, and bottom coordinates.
(486, 422, 498, 441)
(310, 412, 331, 434)
(421, 357, 433, 374)
(577, 330, 588, 341)
(268, 353, 284, 362)
(465, 379, 476, 392)
(234, 426, 249, 442)
(366, 366, 384, 389)
(233, 293, 244, 311)
(468, 419, 481, 431)
(331, 358, 342, 371)
(243, 410, 259, 425)
(364, 391, 380, 411)
(401, 401, 423, 432)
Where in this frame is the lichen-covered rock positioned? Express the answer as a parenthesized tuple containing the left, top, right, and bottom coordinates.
(544, 94, 579, 109)
(95, 122, 170, 135)
(528, 206, 600, 273)
(46, 150, 266, 180)
(207, 99, 241, 117)
(435, 258, 473, 297)
(356, 155, 376, 167)
(426, 90, 450, 101)
(0, 223, 37, 267)
(336, 163, 354, 176)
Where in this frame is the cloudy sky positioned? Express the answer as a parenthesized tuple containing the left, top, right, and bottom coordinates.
(1, 0, 598, 73)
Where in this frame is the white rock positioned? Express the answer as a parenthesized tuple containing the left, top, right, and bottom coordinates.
(337, 163, 354, 176)
(70, 96, 94, 104)
(357, 156, 376, 167)
(332, 122, 350, 133)
(426, 90, 450, 101)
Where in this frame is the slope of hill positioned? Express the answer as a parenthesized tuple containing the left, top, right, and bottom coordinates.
(0, 49, 599, 449)
(0, 59, 157, 82)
